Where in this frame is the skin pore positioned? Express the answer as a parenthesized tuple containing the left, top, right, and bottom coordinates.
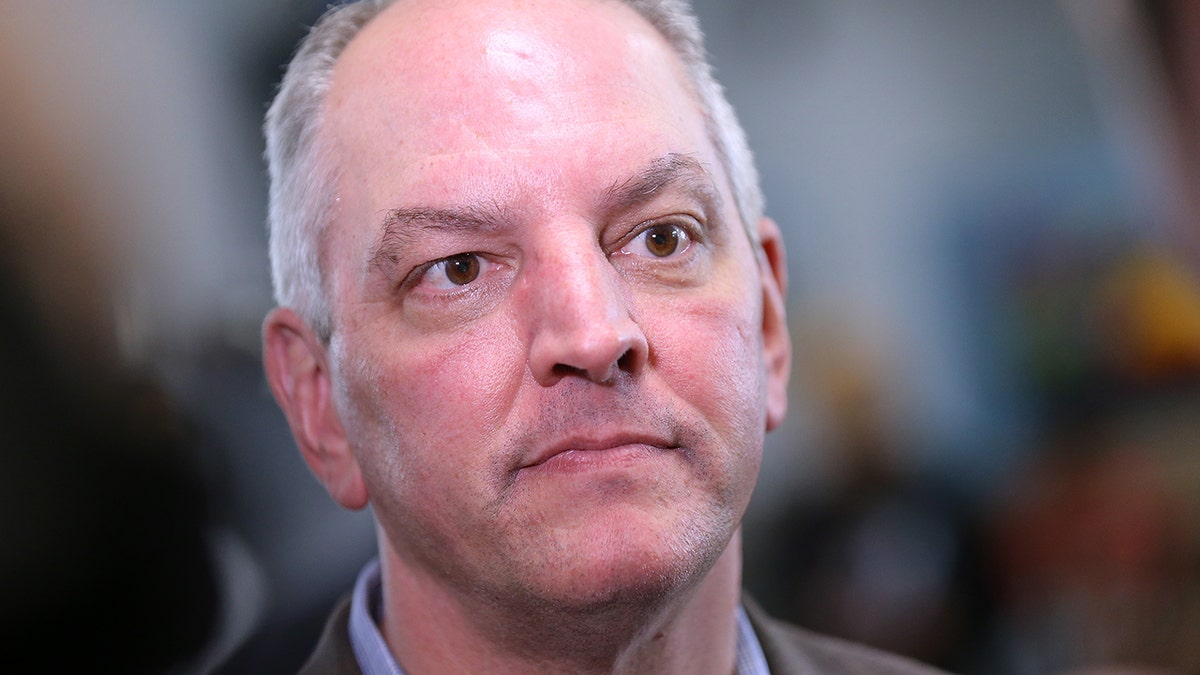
(262, 0, 791, 672)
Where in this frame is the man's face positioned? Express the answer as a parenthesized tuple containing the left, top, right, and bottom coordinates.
(311, 0, 788, 610)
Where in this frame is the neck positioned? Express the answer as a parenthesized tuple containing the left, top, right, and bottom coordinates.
(376, 529, 744, 675)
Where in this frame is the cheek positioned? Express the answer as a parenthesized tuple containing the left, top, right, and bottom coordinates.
(647, 286, 767, 450)
(339, 311, 525, 441)
(389, 337, 512, 431)
(654, 259, 765, 389)
(333, 319, 528, 547)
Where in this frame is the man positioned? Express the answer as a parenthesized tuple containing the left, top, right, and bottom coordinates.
(262, 0, 943, 672)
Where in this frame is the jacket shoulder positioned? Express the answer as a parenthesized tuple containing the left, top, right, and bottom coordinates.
(744, 598, 947, 675)
(298, 596, 363, 675)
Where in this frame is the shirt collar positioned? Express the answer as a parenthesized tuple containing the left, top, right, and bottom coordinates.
(348, 558, 771, 675)
(348, 559, 404, 675)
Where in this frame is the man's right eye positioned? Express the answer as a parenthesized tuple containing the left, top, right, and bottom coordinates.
(421, 252, 484, 289)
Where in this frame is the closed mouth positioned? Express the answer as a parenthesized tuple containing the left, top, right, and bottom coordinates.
(522, 434, 678, 471)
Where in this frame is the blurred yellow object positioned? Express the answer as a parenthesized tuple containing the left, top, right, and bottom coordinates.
(1104, 249, 1200, 380)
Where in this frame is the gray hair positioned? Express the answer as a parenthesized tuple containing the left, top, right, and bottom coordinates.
(265, 0, 763, 340)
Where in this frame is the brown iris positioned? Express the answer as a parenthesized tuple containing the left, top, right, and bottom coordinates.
(644, 224, 680, 257)
(444, 253, 481, 285)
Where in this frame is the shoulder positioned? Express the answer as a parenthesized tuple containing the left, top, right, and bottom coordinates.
(298, 595, 363, 675)
(744, 598, 947, 675)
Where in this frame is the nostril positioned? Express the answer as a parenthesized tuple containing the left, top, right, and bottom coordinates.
(549, 350, 633, 384)
(551, 363, 587, 379)
(616, 348, 637, 373)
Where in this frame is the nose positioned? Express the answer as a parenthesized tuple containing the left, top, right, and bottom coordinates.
(523, 234, 648, 386)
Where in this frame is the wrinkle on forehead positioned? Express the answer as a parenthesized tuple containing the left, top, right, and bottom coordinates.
(484, 29, 564, 82)
(332, 0, 686, 110)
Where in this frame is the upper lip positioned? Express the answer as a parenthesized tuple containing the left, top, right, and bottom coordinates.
(521, 431, 677, 469)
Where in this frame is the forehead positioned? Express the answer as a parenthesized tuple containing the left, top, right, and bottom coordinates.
(322, 0, 716, 214)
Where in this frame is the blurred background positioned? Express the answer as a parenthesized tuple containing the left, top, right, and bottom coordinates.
(1, 0, 1196, 673)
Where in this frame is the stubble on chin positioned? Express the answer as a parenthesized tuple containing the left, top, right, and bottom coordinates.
(457, 504, 739, 667)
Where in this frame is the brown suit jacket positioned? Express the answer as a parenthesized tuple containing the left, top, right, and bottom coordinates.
(741, 598, 946, 674)
(297, 595, 945, 674)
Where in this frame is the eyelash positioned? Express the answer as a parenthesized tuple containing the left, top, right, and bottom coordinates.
(407, 252, 494, 292)
(616, 217, 703, 259)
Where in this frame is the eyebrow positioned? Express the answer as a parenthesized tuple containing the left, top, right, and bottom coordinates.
(368, 204, 507, 272)
(599, 152, 724, 218)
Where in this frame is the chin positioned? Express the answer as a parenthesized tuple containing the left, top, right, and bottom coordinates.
(515, 509, 733, 615)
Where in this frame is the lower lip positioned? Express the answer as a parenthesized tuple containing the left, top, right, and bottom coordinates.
(526, 444, 667, 474)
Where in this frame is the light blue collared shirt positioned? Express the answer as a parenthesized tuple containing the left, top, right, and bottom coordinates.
(347, 559, 771, 674)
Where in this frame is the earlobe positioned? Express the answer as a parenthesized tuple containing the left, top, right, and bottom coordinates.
(756, 217, 792, 432)
(262, 308, 369, 510)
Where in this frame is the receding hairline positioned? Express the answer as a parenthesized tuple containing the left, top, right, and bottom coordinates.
(313, 0, 745, 225)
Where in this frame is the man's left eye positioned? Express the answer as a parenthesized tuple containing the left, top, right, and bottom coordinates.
(622, 223, 692, 258)
(420, 252, 487, 290)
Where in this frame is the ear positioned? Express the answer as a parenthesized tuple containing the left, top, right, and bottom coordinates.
(756, 217, 792, 432)
(262, 308, 368, 510)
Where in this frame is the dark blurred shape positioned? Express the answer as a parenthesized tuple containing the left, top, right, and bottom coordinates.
(990, 413, 1200, 674)
(749, 327, 994, 673)
(0, 275, 219, 672)
(0, 8, 218, 673)
(1136, 0, 1200, 266)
